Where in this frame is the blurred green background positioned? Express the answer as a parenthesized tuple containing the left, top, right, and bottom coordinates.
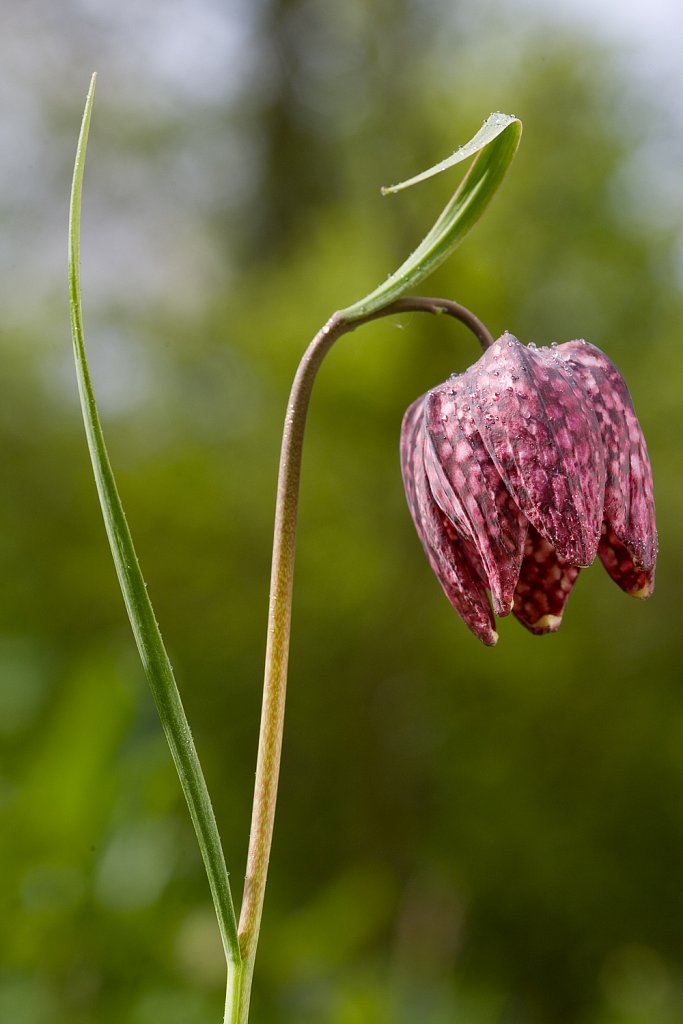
(2, 1, 682, 1022)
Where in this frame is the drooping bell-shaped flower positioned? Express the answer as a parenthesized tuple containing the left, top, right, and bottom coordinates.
(400, 333, 657, 644)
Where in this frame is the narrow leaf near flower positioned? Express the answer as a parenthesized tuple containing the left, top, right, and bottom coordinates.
(401, 334, 657, 643)
(341, 113, 522, 320)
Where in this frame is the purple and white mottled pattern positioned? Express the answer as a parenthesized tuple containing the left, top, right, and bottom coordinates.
(400, 398, 498, 646)
(469, 334, 606, 566)
(557, 340, 657, 596)
(598, 525, 654, 598)
(399, 333, 657, 644)
(424, 378, 528, 616)
(513, 527, 581, 634)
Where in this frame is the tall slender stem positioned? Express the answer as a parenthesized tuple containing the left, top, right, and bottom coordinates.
(234, 296, 494, 1021)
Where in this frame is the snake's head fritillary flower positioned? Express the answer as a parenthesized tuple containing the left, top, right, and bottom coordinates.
(400, 333, 657, 645)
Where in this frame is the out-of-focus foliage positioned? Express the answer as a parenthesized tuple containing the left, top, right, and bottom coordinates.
(1, 1, 683, 1022)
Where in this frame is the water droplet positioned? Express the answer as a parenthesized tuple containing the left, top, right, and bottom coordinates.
(550, 342, 558, 349)
(492, 370, 500, 377)
(449, 371, 461, 380)
(528, 342, 537, 350)
(492, 392, 500, 401)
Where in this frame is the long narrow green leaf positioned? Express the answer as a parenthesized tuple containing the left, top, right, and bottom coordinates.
(67, 74, 241, 968)
(340, 112, 522, 320)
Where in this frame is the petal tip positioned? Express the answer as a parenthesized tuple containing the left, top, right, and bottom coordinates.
(529, 613, 563, 635)
(599, 527, 656, 600)
(491, 595, 515, 618)
(629, 580, 655, 600)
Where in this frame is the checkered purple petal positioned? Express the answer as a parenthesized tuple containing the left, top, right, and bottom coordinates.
(467, 334, 606, 566)
(423, 377, 527, 616)
(557, 340, 657, 596)
(400, 397, 498, 645)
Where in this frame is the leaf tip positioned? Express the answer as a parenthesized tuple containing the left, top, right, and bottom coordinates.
(380, 110, 521, 196)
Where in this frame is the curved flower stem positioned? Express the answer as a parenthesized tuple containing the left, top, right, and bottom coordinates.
(234, 296, 493, 1021)
(360, 295, 495, 351)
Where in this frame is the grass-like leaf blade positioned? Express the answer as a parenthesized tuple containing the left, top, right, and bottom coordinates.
(67, 73, 241, 969)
